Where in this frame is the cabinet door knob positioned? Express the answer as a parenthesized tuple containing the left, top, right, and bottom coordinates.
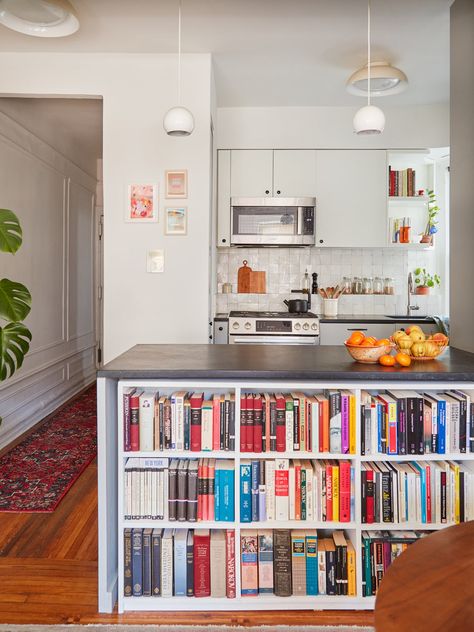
(265, 190, 270, 194)
(218, 326, 223, 331)
(319, 239, 324, 244)
(221, 238, 227, 243)
(276, 190, 281, 195)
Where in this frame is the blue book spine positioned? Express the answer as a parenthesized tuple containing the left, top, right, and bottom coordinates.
(184, 404, 190, 450)
(174, 536, 187, 596)
(221, 469, 235, 522)
(215, 469, 221, 521)
(251, 460, 260, 522)
(305, 534, 318, 595)
(131, 528, 143, 596)
(240, 464, 252, 523)
(258, 487, 266, 522)
(438, 401, 446, 454)
(377, 403, 383, 453)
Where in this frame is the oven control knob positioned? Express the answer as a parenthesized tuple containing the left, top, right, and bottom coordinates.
(232, 322, 240, 330)
(302, 323, 310, 331)
(245, 322, 251, 330)
(311, 323, 318, 330)
(294, 322, 301, 331)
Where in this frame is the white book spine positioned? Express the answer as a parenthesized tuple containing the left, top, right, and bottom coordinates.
(139, 393, 155, 451)
(161, 533, 174, 597)
(306, 464, 314, 520)
(265, 460, 276, 521)
(452, 404, 460, 453)
(285, 408, 293, 452)
(201, 407, 213, 451)
(275, 458, 289, 521)
(175, 396, 185, 451)
(311, 401, 319, 453)
(317, 548, 326, 595)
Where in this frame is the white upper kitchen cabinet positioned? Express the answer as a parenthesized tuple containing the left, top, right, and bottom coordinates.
(217, 150, 232, 247)
(230, 149, 273, 197)
(315, 150, 387, 247)
(272, 150, 317, 197)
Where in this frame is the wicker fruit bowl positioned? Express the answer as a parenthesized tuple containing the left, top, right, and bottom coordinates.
(392, 338, 449, 361)
(344, 341, 394, 364)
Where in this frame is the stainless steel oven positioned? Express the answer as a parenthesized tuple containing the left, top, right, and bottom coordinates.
(228, 311, 320, 345)
(230, 197, 316, 246)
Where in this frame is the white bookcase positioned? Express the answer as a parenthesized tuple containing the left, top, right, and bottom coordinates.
(100, 378, 474, 614)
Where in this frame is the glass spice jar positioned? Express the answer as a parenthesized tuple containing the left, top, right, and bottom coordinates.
(373, 276, 384, 295)
(384, 277, 395, 295)
(342, 276, 352, 294)
(352, 276, 362, 295)
(362, 277, 373, 294)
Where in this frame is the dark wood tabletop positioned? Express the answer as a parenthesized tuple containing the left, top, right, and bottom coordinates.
(375, 522, 474, 632)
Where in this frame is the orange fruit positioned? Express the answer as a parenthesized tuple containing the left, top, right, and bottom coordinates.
(347, 331, 365, 345)
(365, 336, 377, 345)
(379, 354, 396, 366)
(432, 332, 448, 344)
(376, 338, 390, 346)
(395, 352, 412, 367)
(360, 339, 375, 346)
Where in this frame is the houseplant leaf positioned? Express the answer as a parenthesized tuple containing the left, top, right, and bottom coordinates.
(0, 278, 32, 322)
(0, 209, 22, 254)
(0, 322, 32, 380)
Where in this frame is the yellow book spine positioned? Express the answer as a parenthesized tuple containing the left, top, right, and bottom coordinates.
(454, 464, 460, 524)
(349, 394, 356, 454)
(347, 544, 356, 596)
(332, 465, 339, 522)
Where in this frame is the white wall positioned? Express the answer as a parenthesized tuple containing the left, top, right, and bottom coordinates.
(450, 0, 474, 352)
(217, 104, 449, 149)
(0, 53, 213, 363)
(0, 110, 96, 449)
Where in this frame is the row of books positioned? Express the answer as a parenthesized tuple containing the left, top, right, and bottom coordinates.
(388, 166, 416, 197)
(123, 389, 235, 453)
(240, 391, 356, 455)
(124, 528, 236, 598)
(241, 529, 356, 597)
(362, 530, 426, 596)
(361, 390, 474, 456)
(361, 461, 473, 524)
(240, 459, 355, 523)
(124, 458, 235, 522)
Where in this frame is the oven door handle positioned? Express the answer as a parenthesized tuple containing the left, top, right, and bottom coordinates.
(230, 335, 318, 345)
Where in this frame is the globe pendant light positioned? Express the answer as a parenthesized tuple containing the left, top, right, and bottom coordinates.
(163, 0, 194, 136)
(353, 0, 385, 135)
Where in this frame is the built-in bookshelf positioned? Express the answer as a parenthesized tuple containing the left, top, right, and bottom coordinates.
(115, 380, 474, 613)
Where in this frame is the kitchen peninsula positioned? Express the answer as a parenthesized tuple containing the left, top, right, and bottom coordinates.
(97, 344, 474, 613)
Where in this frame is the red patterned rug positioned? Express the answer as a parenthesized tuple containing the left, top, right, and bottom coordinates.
(0, 385, 97, 512)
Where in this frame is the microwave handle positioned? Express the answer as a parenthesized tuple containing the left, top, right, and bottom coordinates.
(297, 207, 303, 234)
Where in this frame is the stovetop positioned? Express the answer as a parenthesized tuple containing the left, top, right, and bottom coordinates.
(230, 310, 318, 319)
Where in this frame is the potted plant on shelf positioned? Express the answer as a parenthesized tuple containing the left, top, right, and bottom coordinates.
(420, 189, 439, 244)
(413, 267, 441, 295)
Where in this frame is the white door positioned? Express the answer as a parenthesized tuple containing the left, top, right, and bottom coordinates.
(315, 150, 387, 247)
(217, 150, 231, 247)
(230, 149, 273, 197)
(273, 149, 317, 197)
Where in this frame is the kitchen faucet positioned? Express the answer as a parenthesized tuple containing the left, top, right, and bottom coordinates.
(407, 272, 420, 316)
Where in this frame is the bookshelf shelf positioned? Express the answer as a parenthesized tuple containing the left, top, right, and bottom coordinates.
(388, 196, 428, 202)
(360, 453, 472, 461)
(362, 523, 450, 531)
(242, 520, 357, 530)
(121, 450, 235, 459)
(242, 451, 356, 460)
(122, 520, 237, 529)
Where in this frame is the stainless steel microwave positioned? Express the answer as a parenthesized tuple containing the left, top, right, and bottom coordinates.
(230, 197, 316, 246)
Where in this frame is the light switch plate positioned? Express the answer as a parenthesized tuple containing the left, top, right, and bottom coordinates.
(147, 249, 164, 273)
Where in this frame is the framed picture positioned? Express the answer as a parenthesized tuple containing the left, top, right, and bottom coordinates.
(165, 170, 187, 198)
(126, 184, 158, 222)
(165, 206, 187, 235)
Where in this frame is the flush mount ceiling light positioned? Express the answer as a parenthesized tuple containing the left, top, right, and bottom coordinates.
(0, 0, 79, 37)
(353, 0, 385, 135)
(347, 61, 408, 97)
(163, 0, 194, 137)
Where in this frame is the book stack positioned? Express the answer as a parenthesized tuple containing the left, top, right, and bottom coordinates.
(124, 528, 236, 598)
(362, 530, 426, 596)
(388, 166, 416, 197)
(240, 529, 356, 597)
(240, 391, 356, 455)
(240, 459, 354, 523)
(360, 390, 474, 455)
(361, 460, 473, 524)
(124, 458, 235, 522)
(123, 389, 235, 452)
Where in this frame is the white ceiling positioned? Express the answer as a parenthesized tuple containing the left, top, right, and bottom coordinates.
(0, 0, 451, 107)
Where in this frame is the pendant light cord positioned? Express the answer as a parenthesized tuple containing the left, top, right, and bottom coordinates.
(177, 0, 182, 105)
(367, 0, 371, 106)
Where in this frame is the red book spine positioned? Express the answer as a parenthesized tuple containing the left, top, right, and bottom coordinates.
(225, 530, 236, 598)
(339, 461, 351, 522)
(295, 464, 302, 520)
(197, 459, 203, 521)
(212, 395, 220, 451)
(264, 394, 271, 453)
(325, 463, 333, 521)
(190, 394, 203, 451)
(276, 397, 286, 452)
(426, 464, 432, 523)
(366, 469, 375, 523)
(193, 532, 211, 597)
(318, 401, 324, 452)
(123, 391, 132, 451)
(253, 396, 263, 453)
(240, 394, 247, 452)
(246, 395, 254, 452)
(130, 395, 140, 451)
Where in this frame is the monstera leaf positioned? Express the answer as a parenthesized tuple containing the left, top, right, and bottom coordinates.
(0, 278, 32, 322)
(0, 209, 22, 254)
(0, 322, 32, 380)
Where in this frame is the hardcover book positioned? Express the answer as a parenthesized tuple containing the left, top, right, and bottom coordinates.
(225, 529, 236, 598)
(193, 529, 211, 597)
(291, 530, 306, 596)
(131, 528, 143, 596)
(174, 529, 188, 596)
(142, 527, 153, 596)
(161, 529, 174, 597)
(210, 530, 226, 597)
(305, 530, 318, 595)
(257, 530, 274, 594)
(151, 528, 162, 596)
(123, 528, 132, 596)
(273, 529, 292, 597)
(240, 531, 258, 596)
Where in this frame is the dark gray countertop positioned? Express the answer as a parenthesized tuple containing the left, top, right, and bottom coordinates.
(97, 344, 474, 381)
(319, 314, 437, 324)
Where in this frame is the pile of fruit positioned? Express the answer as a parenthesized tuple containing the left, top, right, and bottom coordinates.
(392, 326, 449, 359)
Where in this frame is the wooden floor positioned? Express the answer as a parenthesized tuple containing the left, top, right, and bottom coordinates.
(0, 460, 374, 627)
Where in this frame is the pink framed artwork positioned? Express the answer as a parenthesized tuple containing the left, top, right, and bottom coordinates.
(126, 184, 158, 222)
(165, 170, 188, 198)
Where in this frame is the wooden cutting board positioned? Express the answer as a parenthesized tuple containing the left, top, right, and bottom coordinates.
(249, 271, 266, 294)
(237, 260, 252, 293)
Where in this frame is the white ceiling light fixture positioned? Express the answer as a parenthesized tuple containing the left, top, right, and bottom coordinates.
(347, 61, 408, 97)
(0, 0, 79, 37)
(353, 0, 385, 135)
(163, 0, 194, 137)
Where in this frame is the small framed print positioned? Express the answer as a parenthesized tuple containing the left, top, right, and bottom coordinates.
(126, 184, 158, 222)
(165, 206, 187, 235)
(165, 170, 187, 198)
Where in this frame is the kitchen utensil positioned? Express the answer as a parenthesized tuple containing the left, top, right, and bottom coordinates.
(319, 288, 328, 299)
(344, 341, 394, 364)
(237, 260, 252, 293)
(284, 299, 309, 313)
(249, 271, 266, 294)
(222, 282, 232, 294)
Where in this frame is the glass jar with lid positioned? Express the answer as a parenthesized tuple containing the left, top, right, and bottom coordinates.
(362, 277, 373, 294)
(352, 276, 362, 295)
(384, 277, 395, 295)
(373, 276, 384, 295)
(342, 276, 352, 294)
